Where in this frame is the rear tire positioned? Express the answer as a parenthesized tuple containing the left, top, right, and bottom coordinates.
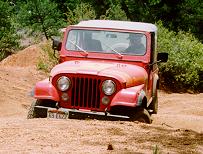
(129, 108, 152, 124)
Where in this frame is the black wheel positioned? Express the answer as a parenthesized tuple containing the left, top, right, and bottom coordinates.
(129, 108, 152, 124)
(27, 100, 48, 119)
(149, 89, 158, 114)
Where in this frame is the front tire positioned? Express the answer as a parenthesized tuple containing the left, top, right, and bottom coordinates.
(27, 100, 48, 119)
(129, 108, 152, 124)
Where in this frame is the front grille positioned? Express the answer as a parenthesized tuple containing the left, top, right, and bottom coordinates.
(71, 77, 101, 109)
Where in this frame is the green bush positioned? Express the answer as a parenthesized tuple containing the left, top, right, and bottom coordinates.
(37, 41, 59, 72)
(157, 22, 203, 92)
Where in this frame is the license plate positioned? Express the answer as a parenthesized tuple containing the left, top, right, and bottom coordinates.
(47, 109, 69, 119)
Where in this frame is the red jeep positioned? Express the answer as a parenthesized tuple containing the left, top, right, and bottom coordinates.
(28, 20, 168, 123)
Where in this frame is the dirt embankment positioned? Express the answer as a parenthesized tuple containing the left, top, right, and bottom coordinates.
(0, 45, 202, 153)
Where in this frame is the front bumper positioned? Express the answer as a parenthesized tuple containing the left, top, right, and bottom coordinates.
(34, 106, 129, 121)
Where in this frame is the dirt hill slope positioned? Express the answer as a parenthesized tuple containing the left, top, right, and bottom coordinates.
(0, 45, 202, 153)
(0, 45, 46, 117)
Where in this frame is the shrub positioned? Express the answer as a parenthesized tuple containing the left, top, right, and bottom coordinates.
(157, 22, 203, 92)
(37, 41, 59, 72)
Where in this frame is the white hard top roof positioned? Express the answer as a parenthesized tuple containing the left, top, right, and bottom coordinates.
(75, 20, 157, 32)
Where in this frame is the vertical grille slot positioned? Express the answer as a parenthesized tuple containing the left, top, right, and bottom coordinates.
(71, 77, 101, 109)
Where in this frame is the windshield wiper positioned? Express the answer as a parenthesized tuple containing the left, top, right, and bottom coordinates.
(102, 43, 123, 59)
(68, 40, 88, 56)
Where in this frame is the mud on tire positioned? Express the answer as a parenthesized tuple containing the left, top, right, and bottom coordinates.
(129, 108, 152, 124)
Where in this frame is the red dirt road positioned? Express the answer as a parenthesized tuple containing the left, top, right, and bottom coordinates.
(0, 45, 202, 153)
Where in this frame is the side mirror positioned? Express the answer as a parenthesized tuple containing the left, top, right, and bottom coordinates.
(157, 52, 168, 62)
(52, 39, 62, 51)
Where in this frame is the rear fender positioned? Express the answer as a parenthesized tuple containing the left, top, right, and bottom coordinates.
(110, 84, 146, 108)
(33, 79, 59, 101)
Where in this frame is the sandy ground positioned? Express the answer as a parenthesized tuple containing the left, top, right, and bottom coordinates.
(0, 45, 202, 154)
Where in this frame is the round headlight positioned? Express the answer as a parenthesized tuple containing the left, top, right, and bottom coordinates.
(102, 80, 116, 95)
(57, 76, 71, 91)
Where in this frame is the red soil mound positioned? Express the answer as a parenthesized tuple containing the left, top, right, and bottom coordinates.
(0, 45, 43, 67)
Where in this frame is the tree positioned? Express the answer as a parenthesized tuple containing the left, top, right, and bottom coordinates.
(177, 0, 203, 41)
(66, 3, 96, 25)
(101, 4, 128, 20)
(0, 1, 19, 60)
(116, 0, 203, 42)
(18, 0, 64, 40)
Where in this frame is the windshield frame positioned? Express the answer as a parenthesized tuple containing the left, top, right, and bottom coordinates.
(61, 26, 151, 62)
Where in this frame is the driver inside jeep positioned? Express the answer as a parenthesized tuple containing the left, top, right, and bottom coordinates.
(125, 34, 146, 55)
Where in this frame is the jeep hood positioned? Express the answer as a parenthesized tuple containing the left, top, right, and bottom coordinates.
(51, 60, 148, 88)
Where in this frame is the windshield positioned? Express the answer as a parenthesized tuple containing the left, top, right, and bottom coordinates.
(66, 29, 147, 56)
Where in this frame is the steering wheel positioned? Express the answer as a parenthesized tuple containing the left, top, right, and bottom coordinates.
(110, 43, 128, 52)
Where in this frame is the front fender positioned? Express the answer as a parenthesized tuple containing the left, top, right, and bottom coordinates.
(110, 84, 146, 108)
(33, 78, 59, 101)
